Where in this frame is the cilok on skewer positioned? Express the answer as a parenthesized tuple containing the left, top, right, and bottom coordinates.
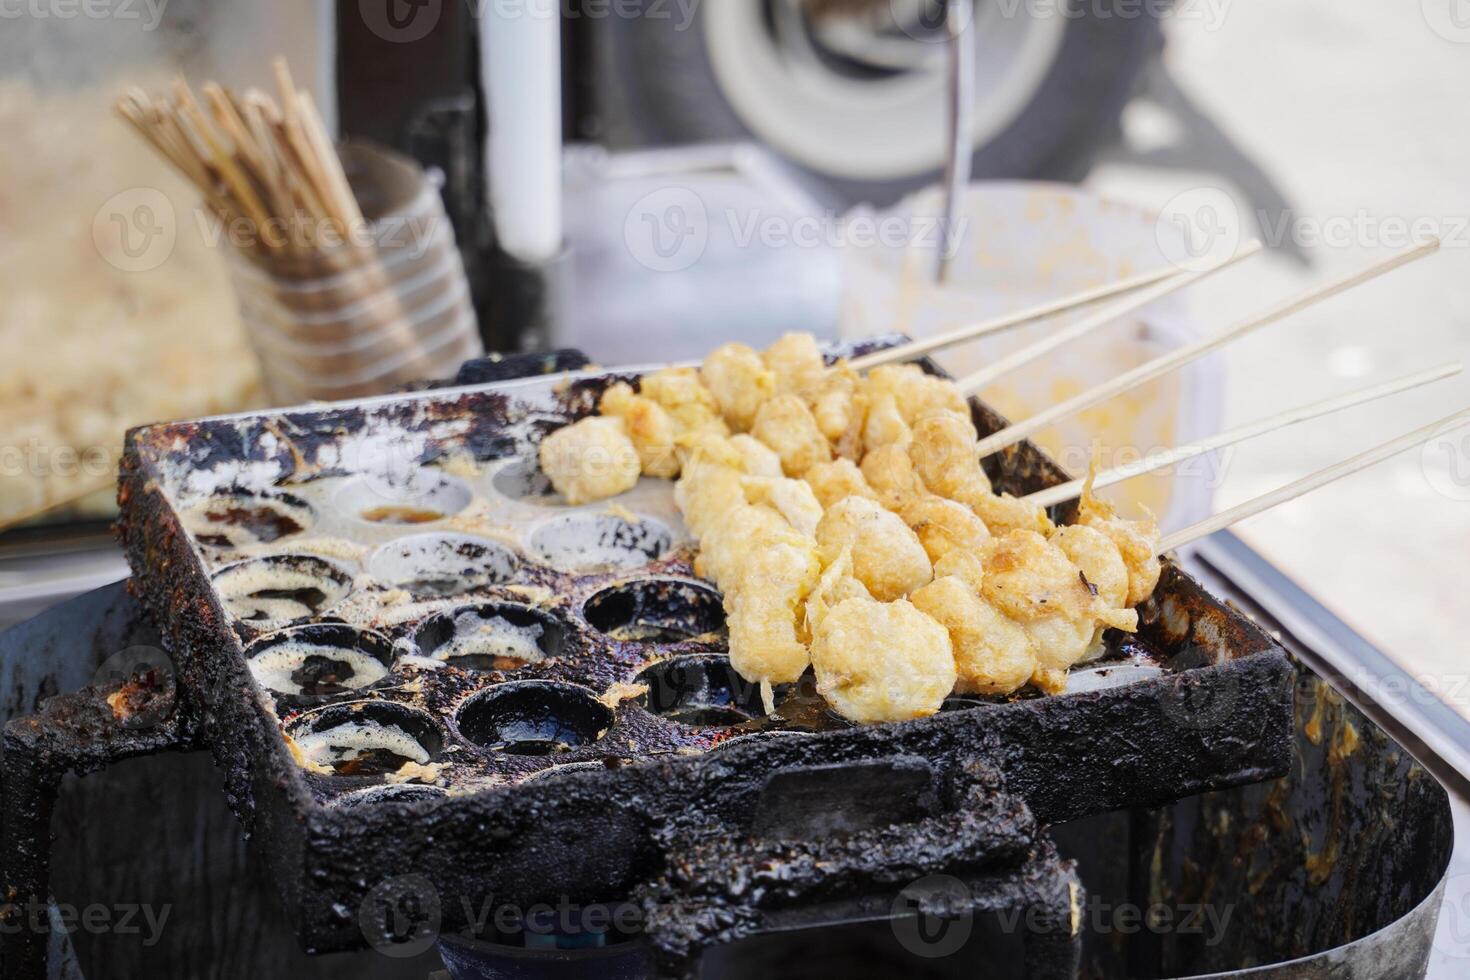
(536, 239, 1446, 724)
(540, 332, 1165, 722)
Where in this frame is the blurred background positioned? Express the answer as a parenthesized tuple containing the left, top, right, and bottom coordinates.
(1, 0, 1467, 712)
(5, 3, 1470, 978)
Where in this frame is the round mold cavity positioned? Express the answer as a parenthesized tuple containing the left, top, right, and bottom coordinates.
(583, 578, 725, 643)
(940, 696, 993, 713)
(456, 681, 613, 756)
(180, 490, 315, 550)
(412, 603, 569, 672)
(529, 512, 672, 572)
(244, 624, 395, 698)
(714, 730, 815, 751)
(211, 554, 354, 628)
(636, 654, 765, 727)
(333, 468, 472, 526)
(328, 783, 448, 810)
(492, 456, 564, 505)
(368, 533, 519, 597)
(287, 701, 444, 778)
(520, 760, 614, 784)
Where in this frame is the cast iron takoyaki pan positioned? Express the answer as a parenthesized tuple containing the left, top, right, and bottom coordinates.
(112, 338, 1294, 956)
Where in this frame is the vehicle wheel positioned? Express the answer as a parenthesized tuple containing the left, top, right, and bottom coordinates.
(595, 0, 1161, 206)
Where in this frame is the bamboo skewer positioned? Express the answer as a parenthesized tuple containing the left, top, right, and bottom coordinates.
(1157, 405, 1470, 553)
(847, 262, 1185, 372)
(972, 240, 1443, 460)
(1025, 361, 1464, 508)
(954, 241, 1263, 395)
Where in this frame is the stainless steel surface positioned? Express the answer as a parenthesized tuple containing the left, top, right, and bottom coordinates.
(1183, 531, 1470, 976)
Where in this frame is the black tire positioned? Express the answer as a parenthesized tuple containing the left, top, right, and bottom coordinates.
(592, 1, 1161, 207)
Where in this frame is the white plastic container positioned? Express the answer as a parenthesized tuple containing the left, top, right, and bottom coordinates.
(226, 144, 482, 402)
(838, 182, 1225, 532)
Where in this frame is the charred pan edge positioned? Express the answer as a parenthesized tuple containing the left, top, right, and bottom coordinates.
(114, 339, 1295, 954)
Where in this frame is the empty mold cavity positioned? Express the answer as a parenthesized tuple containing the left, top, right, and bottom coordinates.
(583, 578, 725, 643)
(212, 555, 353, 627)
(368, 533, 519, 597)
(714, 730, 814, 751)
(180, 491, 315, 549)
(492, 456, 564, 504)
(529, 512, 672, 572)
(412, 603, 568, 672)
(287, 701, 444, 778)
(245, 624, 395, 697)
(456, 681, 613, 756)
(636, 654, 764, 727)
(520, 760, 614, 784)
(328, 784, 448, 809)
(334, 468, 472, 525)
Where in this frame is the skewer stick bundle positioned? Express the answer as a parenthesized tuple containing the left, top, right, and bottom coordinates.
(973, 240, 1443, 460)
(953, 241, 1263, 395)
(1158, 405, 1470, 553)
(1025, 361, 1463, 508)
(847, 262, 1183, 372)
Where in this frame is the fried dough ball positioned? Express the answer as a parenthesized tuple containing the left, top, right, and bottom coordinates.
(968, 489, 1055, 537)
(861, 393, 912, 452)
(763, 332, 828, 398)
(815, 496, 933, 601)
(1052, 523, 1129, 610)
(1021, 615, 1096, 678)
(539, 416, 641, 505)
(727, 434, 784, 478)
(726, 533, 822, 685)
(676, 468, 741, 539)
(702, 343, 775, 431)
(933, 549, 986, 592)
(599, 382, 680, 478)
(810, 364, 863, 454)
(981, 529, 1095, 623)
(638, 367, 728, 439)
(803, 458, 877, 510)
(741, 476, 824, 537)
(909, 412, 989, 500)
(803, 547, 872, 634)
(810, 595, 956, 723)
(680, 430, 780, 477)
(860, 444, 925, 509)
(752, 394, 832, 477)
(1077, 492, 1162, 606)
(863, 364, 970, 425)
(695, 503, 793, 585)
(898, 496, 991, 565)
(911, 575, 1036, 696)
(674, 434, 783, 537)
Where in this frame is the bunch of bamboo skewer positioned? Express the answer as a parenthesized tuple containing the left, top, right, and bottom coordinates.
(114, 58, 364, 263)
(114, 58, 481, 406)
